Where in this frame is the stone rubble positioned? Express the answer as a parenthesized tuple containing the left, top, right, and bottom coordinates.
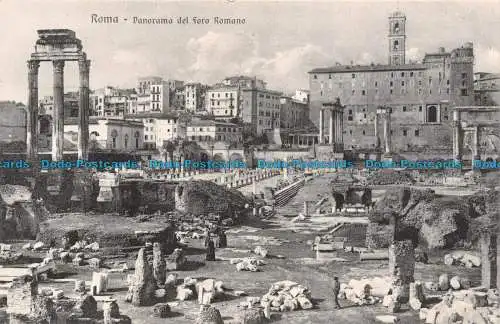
(340, 278, 382, 306)
(166, 248, 186, 270)
(257, 281, 314, 312)
(195, 304, 224, 324)
(443, 251, 481, 268)
(420, 289, 499, 324)
(230, 257, 266, 272)
(152, 242, 166, 285)
(153, 302, 171, 318)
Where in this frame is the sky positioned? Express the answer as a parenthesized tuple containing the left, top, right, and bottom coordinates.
(0, 0, 499, 103)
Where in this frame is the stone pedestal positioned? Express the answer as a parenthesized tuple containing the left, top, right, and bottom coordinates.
(480, 233, 497, 288)
(70, 170, 94, 211)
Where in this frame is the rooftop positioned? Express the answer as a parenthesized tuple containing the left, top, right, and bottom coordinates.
(309, 63, 426, 74)
(124, 112, 178, 119)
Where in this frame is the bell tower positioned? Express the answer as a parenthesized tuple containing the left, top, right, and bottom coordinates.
(388, 11, 406, 65)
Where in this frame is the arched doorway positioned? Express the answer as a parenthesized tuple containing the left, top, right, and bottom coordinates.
(229, 152, 244, 162)
(213, 153, 225, 171)
(427, 106, 438, 123)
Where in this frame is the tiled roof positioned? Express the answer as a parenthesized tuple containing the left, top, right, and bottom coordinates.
(309, 63, 426, 74)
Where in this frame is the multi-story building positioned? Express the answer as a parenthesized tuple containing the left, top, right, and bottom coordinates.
(240, 88, 282, 135)
(0, 101, 26, 144)
(474, 72, 500, 106)
(124, 112, 182, 150)
(129, 77, 171, 114)
(40, 92, 80, 118)
(172, 88, 185, 110)
(308, 11, 475, 153)
(185, 83, 209, 112)
(186, 120, 242, 144)
(222, 76, 266, 89)
(91, 87, 135, 117)
(279, 96, 309, 129)
(292, 89, 310, 103)
(206, 86, 240, 118)
(64, 117, 144, 151)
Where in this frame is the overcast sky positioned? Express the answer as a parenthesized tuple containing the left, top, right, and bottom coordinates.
(1, 0, 499, 103)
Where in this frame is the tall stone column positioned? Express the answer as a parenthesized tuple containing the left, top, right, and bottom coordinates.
(329, 111, 334, 145)
(78, 57, 90, 160)
(374, 113, 380, 148)
(384, 111, 392, 154)
(52, 60, 65, 161)
(472, 126, 480, 161)
(480, 233, 497, 289)
(452, 110, 462, 161)
(319, 109, 324, 144)
(340, 111, 344, 150)
(27, 60, 40, 163)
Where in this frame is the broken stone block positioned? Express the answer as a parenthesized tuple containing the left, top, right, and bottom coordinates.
(85, 242, 99, 252)
(195, 305, 224, 324)
(419, 308, 429, 321)
(375, 315, 400, 323)
(297, 296, 313, 310)
(88, 258, 101, 269)
(424, 281, 438, 291)
(438, 274, 449, 291)
(263, 302, 271, 319)
(176, 286, 193, 301)
(130, 248, 157, 306)
(444, 254, 455, 266)
(409, 298, 422, 311)
(153, 303, 170, 318)
(459, 277, 471, 289)
(155, 288, 166, 299)
(72, 256, 84, 266)
(236, 307, 266, 324)
(103, 299, 120, 323)
(74, 280, 86, 293)
(52, 289, 64, 299)
(165, 273, 178, 287)
(450, 276, 461, 290)
(234, 290, 247, 297)
(152, 243, 166, 286)
(461, 310, 488, 324)
(166, 248, 186, 270)
(91, 272, 108, 295)
(22, 243, 32, 250)
(387, 299, 401, 313)
(254, 246, 268, 258)
(73, 294, 97, 318)
(33, 242, 44, 251)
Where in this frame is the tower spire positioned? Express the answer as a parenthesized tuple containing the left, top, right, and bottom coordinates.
(388, 10, 406, 65)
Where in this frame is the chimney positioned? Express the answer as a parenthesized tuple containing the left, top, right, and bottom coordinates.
(439, 47, 445, 53)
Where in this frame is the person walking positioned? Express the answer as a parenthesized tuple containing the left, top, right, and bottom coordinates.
(333, 276, 341, 309)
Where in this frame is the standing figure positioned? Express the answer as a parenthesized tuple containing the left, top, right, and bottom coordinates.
(204, 228, 210, 248)
(218, 230, 227, 248)
(206, 239, 216, 261)
(333, 276, 341, 309)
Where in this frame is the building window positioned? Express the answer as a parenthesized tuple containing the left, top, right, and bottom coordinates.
(352, 90, 355, 95)
(352, 74, 356, 79)
(349, 130, 353, 135)
(461, 89, 468, 96)
(401, 72, 405, 77)
(362, 130, 366, 135)
(348, 116, 353, 121)
(329, 74, 332, 79)
(390, 89, 393, 94)
(313, 75, 317, 79)
(145, 135, 148, 140)
(390, 81, 393, 87)
(390, 130, 393, 135)
(447, 88, 450, 94)
(427, 106, 438, 123)
(410, 72, 414, 77)
(401, 81, 405, 86)
(375, 81, 378, 87)
(415, 130, 420, 136)
(419, 106, 422, 112)
(124, 134, 128, 148)
(403, 130, 407, 136)
(462, 73, 467, 79)
(362, 90, 366, 95)
(403, 106, 407, 112)
(418, 89, 422, 95)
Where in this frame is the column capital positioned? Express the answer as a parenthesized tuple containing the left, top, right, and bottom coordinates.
(78, 58, 91, 72)
(27, 60, 40, 73)
(53, 60, 65, 73)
